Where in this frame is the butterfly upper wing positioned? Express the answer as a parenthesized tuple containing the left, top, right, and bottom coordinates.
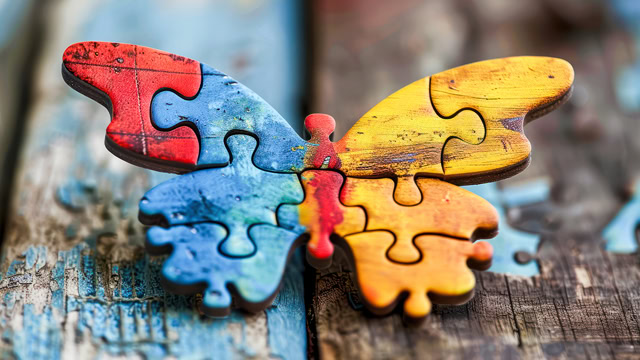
(63, 41, 308, 173)
(335, 56, 573, 184)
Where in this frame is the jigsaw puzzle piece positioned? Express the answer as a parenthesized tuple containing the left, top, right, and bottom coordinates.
(138, 135, 303, 257)
(340, 177, 498, 264)
(329, 77, 485, 205)
(465, 180, 550, 276)
(342, 231, 493, 322)
(603, 181, 640, 253)
(430, 56, 574, 182)
(146, 223, 301, 317)
(62, 41, 201, 172)
(152, 64, 309, 171)
(277, 170, 366, 268)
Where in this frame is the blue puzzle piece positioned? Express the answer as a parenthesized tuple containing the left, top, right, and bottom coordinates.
(151, 64, 309, 171)
(139, 135, 304, 257)
(147, 223, 301, 316)
(603, 182, 640, 253)
(465, 180, 550, 276)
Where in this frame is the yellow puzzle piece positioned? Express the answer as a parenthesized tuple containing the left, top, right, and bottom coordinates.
(431, 56, 574, 180)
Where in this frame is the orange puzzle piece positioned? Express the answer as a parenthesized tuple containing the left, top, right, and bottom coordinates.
(340, 177, 499, 264)
(342, 231, 493, 322)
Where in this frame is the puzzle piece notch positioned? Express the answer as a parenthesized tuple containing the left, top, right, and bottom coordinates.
(603, 180, 640, 253)
(138, 134, 303, 258)
(342, 231, 493, 322)
(277, 170, 366, 268)
(147, 223, 301, 316)
(62, 41, 202, 172)
(465, 179, 550, 277)
(151, 64, 310, 172)
(341, 177, 499, 264)
(431, 56, 574, 182)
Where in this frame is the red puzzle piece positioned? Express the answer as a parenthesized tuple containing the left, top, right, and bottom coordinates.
(62, 41, 201, 172)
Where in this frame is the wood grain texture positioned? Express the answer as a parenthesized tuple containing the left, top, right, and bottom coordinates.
(432, 57, 575, 181)
(342, 231, 492, 322)
(0, 0, 307, 358)
(340, 177, 499, 264)
(309, 1, 640, 358)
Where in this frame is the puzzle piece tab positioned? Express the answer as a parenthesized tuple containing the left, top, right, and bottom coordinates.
(277, 170, 366, 268)
(139, 135, 303, 257)
(430, 56, 574, 182)
(147, 223, 301, 316)
(343, 231, 493, 322)
(62, 41, 201, 172)
(341, 177, 499, 263)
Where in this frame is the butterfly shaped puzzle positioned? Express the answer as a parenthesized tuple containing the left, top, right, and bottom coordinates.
(62, 41, 573, 322)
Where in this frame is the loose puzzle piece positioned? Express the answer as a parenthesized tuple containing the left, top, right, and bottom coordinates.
(277, 170, 366, 268)
(342, 231, 493, 322)
(138, 135, 303, 257)
(431, 56, 575, 182)
(146, 223, 301, 317)
(465, 180, 551, 276)
(604, 180, 640, 253)
(340, 177, 499, 263)
(62, 41, 201, 172)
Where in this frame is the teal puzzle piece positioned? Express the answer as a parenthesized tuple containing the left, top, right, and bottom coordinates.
(603, 181, 640, 253)
(139, 135, 304, 258)
(465, 179, 550, 276)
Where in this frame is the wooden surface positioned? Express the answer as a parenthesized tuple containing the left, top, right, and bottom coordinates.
(3, 0, 640, 359)
(308, 0, 640, 359)
(0, 0, 307, 359)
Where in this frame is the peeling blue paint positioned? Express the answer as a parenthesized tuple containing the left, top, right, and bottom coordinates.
(2, 1, 307, 358)
(1, 240, 306, 359)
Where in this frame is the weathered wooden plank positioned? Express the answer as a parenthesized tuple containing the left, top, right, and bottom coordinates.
(310, 0, 640, 358)
(0, 0, 307, 358)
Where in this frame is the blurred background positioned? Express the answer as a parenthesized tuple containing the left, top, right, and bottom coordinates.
(1, 0, 640, 358)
